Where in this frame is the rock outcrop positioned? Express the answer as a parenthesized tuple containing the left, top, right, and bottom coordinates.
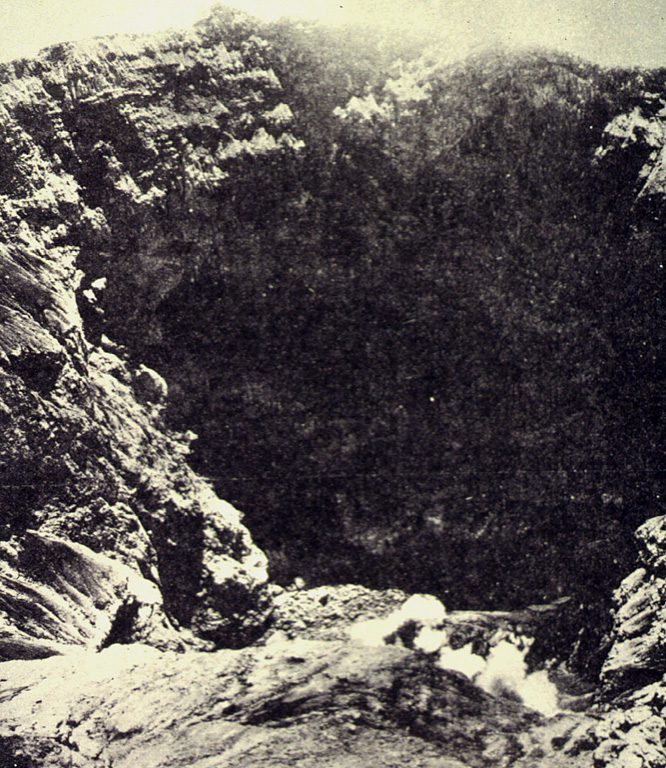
(0, 21, 278, 654)
(0, 530, 181, 660)
(0, 597, 620, 768)
(5, 583, 666, 768)
(0, 312, 270, 651)
(596, 95, 666, 199)
(586, 90, 666, 699)
(602, 516, 666, 691)
(0, 20, 303, 343)
(0, 640, 545, 768)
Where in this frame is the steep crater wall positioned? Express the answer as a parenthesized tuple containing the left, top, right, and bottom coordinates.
(0, 23, 275, 655)
(5, 9, 666, 677)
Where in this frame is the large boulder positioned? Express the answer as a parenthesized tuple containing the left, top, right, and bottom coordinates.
(635, 515, 666, 575)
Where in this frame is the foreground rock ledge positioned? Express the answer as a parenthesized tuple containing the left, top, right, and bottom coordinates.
(0, 639, 608, 768)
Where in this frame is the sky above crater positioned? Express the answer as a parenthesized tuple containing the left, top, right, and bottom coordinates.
(1, 0, 666, 68)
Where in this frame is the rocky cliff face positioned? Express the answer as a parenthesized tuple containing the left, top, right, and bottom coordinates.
(585, 91, 666, 699)
(0, 10, 650, 639)
(0, 22, 276, 654)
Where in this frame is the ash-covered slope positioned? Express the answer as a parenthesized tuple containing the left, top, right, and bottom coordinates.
(0, 21, 280, 655)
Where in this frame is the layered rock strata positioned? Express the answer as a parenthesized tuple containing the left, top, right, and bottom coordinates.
(0, 530, 181, 659)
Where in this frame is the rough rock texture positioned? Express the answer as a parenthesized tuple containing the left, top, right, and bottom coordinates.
(0, 638, 607, 768)
(601, 568, 666, 692)
(0, 530, 181, 659)
(0, 26, 277, 653)
(259, 584, 410, 643)
(0, 6, 652, 643)
(596, 96, 666, 198)
(602, 516, 666, 692)
(5, 16, 666, 767)
(1, 583, 660, 768)
(0, 330, 270, 650)
(263, 584, 575, 656)
(591, 682, 666, 768)
(635, 515, 666, 575)
(0, 23, 302, 342)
